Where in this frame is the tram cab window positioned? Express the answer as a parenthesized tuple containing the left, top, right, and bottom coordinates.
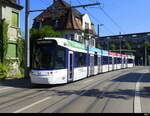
(32, 43, 66, 70)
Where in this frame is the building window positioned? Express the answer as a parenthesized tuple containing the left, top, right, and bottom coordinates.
(7, 43, 17, 58)
(71, 34, 74, 40)
(12, 11, 19, 27)
(85, 22, 89, 30)
(54, 19, 59, 28)
(65, 34, 68, 39)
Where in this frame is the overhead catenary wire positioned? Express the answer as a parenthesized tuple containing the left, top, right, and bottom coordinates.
(76, 0, 115, 35)
(84, 8, 115, 35)
(39, 0, 50, 6)
(98, 7, 126, 34)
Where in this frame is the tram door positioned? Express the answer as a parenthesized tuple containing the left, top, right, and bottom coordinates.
(68, 51, 74, 82)
(112, 57, 114, 70)
(90, 55, 94, 76)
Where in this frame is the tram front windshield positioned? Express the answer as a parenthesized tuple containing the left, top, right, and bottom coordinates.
(32, 43, 66, 70)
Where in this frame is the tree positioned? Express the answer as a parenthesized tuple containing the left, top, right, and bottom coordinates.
(0, 19, 8, 63)
(144, 42, 150, 47)
(125, 42, 132, 50)
(110, 43, 117, 51)
(30, 25, 62, 41)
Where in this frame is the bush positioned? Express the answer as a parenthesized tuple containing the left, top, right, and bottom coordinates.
(0, 63, 8, 80)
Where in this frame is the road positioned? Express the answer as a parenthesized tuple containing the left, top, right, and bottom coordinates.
(0, 66, 150, 113)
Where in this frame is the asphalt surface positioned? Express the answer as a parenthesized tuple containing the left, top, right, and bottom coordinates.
(0, 66, 149, 113)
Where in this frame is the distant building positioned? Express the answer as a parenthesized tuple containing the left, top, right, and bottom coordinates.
(33, 0, 96, 47)
(0, 0, 23, 76)
(96, 32, 150, 65)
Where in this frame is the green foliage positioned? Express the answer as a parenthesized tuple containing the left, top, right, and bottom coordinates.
(111, 43, 117, 51)
(30, 25, 62, 51)
(125, 42, 132, 50)
(0, 19, 9, 63)
(30, 25, 62, 40)
(144, 42, 150, 47)
(0, 63, 9, 80)
(96, 43, 102, 49)
(17, 38, 25, 75)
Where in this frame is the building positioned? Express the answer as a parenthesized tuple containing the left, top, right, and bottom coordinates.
(32, 0, 96, 47)
(0, 0, 23, 76)
(96, 32, 150, 65)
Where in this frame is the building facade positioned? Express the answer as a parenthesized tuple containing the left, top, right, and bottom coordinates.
(96, 32, 150, 65)
(0, 0, 23, 76)
(32, 0, 96, 47)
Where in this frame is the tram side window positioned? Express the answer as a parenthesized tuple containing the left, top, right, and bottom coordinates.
(128, 59, 133, 63)
(102, 56, 108, 65)
(76, 52, 86, 67)
(108, 57, 112, 64)
(94, 54, 98, 66)
(114, 57, 117, 64)
(124, 58, 126, 63)
(55, 48, 66, 69)
(117, 58, 121, 64)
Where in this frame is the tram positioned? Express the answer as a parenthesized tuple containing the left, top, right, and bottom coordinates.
(30, 37, 135, 85)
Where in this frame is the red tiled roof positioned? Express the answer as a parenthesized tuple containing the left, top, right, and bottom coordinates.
(33, 0, 83, 31)
(0, 0, 23, 10)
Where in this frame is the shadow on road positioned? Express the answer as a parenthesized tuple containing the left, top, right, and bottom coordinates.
(49, 72, 150, 100)
(0, 72, 150, 99)
(0, 78, 62, 89)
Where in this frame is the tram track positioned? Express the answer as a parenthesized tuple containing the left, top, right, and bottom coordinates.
(50, 67, 146, 113)
(40, 68, 140, 113)
(0, 67, 146, 113)
(86, 68, 146, 113)
(14, 68, 129, 113)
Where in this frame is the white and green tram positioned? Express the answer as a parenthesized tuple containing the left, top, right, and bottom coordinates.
(30, 37, 135, 85)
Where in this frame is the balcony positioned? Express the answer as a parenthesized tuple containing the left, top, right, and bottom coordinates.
(84, 29, 95, 35)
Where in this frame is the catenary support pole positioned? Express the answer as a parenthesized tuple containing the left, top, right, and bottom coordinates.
(25, 0, 30, 78)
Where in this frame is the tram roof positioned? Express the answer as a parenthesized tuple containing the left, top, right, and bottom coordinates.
(38, 38, 134, 59)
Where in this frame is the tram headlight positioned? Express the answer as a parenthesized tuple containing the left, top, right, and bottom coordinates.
(47, 72, 53, 75)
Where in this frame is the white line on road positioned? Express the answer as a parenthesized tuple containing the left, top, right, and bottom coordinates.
(0, 87, 12, 91)
(13, 97, 51, 113)
(134, 73, 145, 113)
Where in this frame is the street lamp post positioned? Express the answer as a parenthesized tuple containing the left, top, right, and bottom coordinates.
(107, 37, 110, 52)
(97, 24, 104, 37)
(119, 32, 122, 54)
(144, 36, 147, 66)
(25, 0, 30, 78)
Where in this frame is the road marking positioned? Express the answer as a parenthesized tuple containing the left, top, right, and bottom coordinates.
(134, 73, 144, 113)
(0, 87, 12, 91)
(13, 97, 51, 113)
(83, 79, 93, 84)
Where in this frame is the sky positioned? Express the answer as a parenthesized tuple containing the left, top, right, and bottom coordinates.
(20, 0, 150, 37)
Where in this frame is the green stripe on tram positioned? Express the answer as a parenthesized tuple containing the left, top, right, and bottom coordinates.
(67, 40, 85, 50)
